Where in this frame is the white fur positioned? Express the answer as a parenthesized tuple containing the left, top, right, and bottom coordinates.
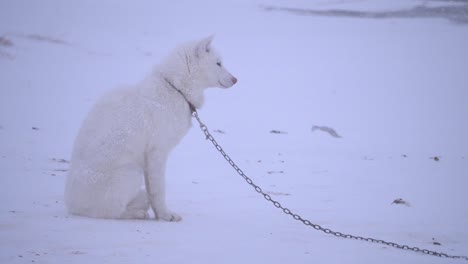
(65, 36, 237, 221)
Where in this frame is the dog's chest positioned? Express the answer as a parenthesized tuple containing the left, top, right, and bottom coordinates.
(143, 96, 192, 149)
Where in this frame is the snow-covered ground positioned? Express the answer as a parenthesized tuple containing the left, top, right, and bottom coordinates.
(1, 0, 467, 263)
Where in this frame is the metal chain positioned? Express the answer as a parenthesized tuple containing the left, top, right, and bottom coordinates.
(191, 110, 468, 261)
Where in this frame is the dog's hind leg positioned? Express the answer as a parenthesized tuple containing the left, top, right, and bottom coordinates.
(120, 189, 150, 219)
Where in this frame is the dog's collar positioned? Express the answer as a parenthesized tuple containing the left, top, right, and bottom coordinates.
(163, 77, 196, 114)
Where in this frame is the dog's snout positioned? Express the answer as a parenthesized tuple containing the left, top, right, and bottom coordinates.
(231, 76, 237, 85)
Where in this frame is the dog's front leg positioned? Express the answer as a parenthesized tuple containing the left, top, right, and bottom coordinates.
(144, 149, 182, 222)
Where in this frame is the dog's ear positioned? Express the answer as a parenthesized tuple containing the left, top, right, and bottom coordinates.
(195, 35, 214, 57)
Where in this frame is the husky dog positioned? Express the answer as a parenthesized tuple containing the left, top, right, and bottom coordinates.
(65, 36, 237, 221)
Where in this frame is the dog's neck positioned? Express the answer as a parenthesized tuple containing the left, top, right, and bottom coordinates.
(163, 77, 197, 114)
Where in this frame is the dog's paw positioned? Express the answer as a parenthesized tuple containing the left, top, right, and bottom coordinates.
(135, 210, 150, 220)
(157, 211, 182, 222)
(121, 209, 149, 220)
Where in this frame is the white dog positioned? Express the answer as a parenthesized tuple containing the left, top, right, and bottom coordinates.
(65, 36, 237, 221)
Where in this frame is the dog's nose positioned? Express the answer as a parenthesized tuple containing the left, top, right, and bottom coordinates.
(231, 76, 237, 85)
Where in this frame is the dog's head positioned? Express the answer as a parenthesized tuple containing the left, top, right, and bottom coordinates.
(191, 36, 237, 89)
(164, 36, 237, 91)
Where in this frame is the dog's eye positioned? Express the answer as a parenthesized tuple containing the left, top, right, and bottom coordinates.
(216, 62, 222, 67)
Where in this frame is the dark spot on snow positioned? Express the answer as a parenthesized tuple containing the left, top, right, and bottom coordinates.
(27, 251, 42, 257)
(192, 181, 199, 184)
(9, 210, 16, 213)
(257, 160, 262, 163)
(50, 158, 70, 164)
(311, 125, 342, 138)
(32, 127, 39, 131)
(267, 170, 284, 174)
(213, 129, 226, 134)
(24, 34, 70, 45)
(270, 130, 287, 134)
(391, 198, 410, 206)
(262, 1, 468, 24)
(402, 154, 408, 158)
(0, 51, 14, 60)
(70, 250, 86, 255)
(431, 156, 440, 161)
(0, 36, 13, 47)
(432, 238, 442, 246)
(53, 169, 68, 172)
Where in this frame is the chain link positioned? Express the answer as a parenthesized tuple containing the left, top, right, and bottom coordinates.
(192, 110, 468, 261)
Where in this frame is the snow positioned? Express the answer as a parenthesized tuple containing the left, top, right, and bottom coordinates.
(1, 0, 467, 263)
